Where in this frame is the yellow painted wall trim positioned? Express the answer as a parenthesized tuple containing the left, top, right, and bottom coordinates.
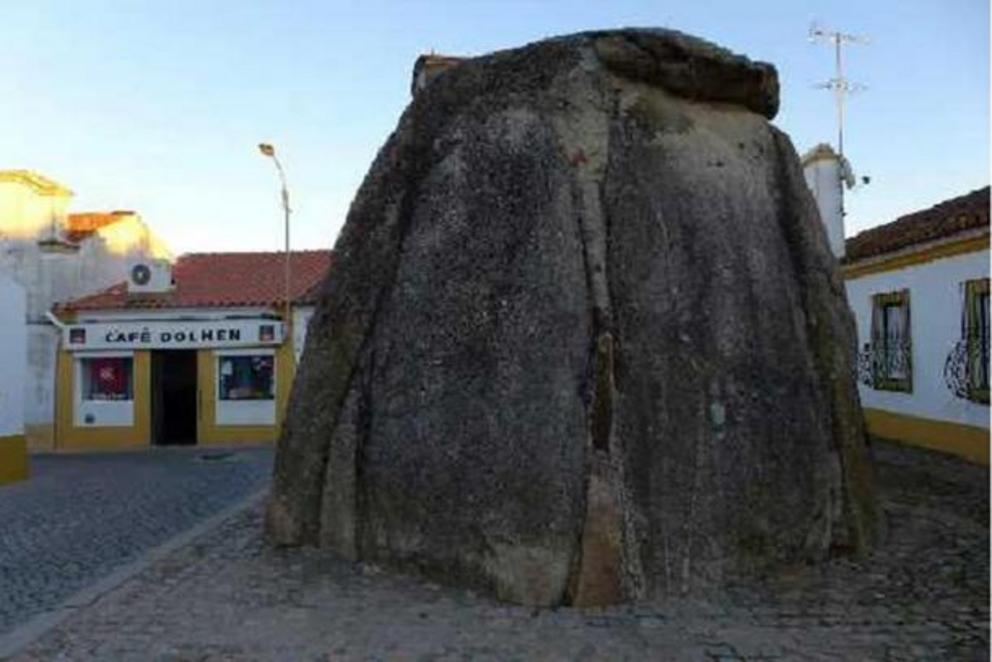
(24, 424, 54, 452)
(864, 407, 990, 465)
(843, 234, 990, 280)
(199, 426, 279, 445)
(0, 434, 29, 484)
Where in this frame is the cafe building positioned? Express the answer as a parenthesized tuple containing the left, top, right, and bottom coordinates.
(50, 250, 332, 451)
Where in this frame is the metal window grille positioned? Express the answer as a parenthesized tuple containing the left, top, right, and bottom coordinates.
(943, 278, 989, 404)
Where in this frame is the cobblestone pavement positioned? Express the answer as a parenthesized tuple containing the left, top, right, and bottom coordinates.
(11, 441, 989, 660)
(0, 447, 273, 636)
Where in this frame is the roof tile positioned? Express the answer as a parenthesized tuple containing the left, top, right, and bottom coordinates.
(844, 187, 989, 262)
(58, 250, 333, 312)
(65, 211, 135, 243)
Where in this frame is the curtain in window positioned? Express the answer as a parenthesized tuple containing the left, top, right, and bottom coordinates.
(966, 280, 990, 398)
(870, 298, 884, 379)
(886, 302, 910, 379)
(870, 290, 911, 391)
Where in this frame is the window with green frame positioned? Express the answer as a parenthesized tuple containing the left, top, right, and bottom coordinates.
(870, 289, 912, 392)
(965, 278, 989, 404)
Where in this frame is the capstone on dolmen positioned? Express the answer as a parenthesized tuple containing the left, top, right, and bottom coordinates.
(266, 28, 880, 606)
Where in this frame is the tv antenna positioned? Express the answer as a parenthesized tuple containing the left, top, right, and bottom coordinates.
(809, 22, 869, 158)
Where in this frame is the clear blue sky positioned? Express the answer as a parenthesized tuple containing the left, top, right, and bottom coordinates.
(2, 0, 988, 255)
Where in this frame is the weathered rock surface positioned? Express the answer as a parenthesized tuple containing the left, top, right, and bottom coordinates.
(266, 28, 880, 606)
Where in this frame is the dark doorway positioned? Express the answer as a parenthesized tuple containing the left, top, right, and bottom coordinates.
(151, 351, 198, 446)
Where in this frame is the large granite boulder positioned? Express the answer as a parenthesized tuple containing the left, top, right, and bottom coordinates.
(266, 28, 880, 606)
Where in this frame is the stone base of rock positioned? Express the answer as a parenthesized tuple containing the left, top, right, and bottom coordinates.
(10, 443, 986, 661)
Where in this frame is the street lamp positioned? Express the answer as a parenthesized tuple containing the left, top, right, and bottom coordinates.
(258, 142, 292, 337)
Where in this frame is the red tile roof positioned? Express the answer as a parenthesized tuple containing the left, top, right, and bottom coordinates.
(65, 211, 134, 243)
(58, 250, 332, 312)
(844, 187, 990, 262)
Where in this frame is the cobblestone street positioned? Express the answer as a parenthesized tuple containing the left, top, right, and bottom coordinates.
(8, 441, 990, 660)
(0, 447, 273, 636)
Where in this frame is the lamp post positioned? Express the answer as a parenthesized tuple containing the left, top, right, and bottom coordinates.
(258, 143, 292, 338)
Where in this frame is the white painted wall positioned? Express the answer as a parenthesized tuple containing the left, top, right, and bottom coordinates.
(76, 306, 276, 322)
(802, 150, 846, 259)
(0, 234, 86, 429)
(74, 216, 171, 297)
(26, 325, 58, 426)
(0, 273, 26, 438)
(292, 306, 315, 364)
(0, 180, 170, 433)
(215, 399, 276, 426)
(846, 248, 990, 429)
(75, 399, 134, 428)
(0, 178, 71, 240)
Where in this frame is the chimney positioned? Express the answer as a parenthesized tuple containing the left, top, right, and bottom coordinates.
(801, 143, 854, 259)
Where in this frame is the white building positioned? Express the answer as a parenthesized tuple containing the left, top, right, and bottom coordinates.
(802, 149, 989, 464)
(0, 270, 27, 483)
(0, 170, 170, 448)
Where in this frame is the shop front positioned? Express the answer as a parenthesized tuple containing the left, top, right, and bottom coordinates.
(49, 249, 331, 452)
(55, 317, 295, 450)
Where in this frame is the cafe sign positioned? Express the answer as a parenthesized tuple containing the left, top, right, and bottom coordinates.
(64, 319, 284, 351)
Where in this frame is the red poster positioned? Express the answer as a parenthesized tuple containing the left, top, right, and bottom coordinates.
(90, 358, 127, 396)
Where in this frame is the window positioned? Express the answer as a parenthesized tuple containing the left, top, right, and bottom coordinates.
(870, 290, 912, 392)
(218, 354, 274, 401)
(80, 357, 133, 401)
(965, 279, 989, 403)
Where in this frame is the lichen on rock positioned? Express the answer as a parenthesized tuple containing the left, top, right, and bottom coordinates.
(265, 28, 880, 607)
